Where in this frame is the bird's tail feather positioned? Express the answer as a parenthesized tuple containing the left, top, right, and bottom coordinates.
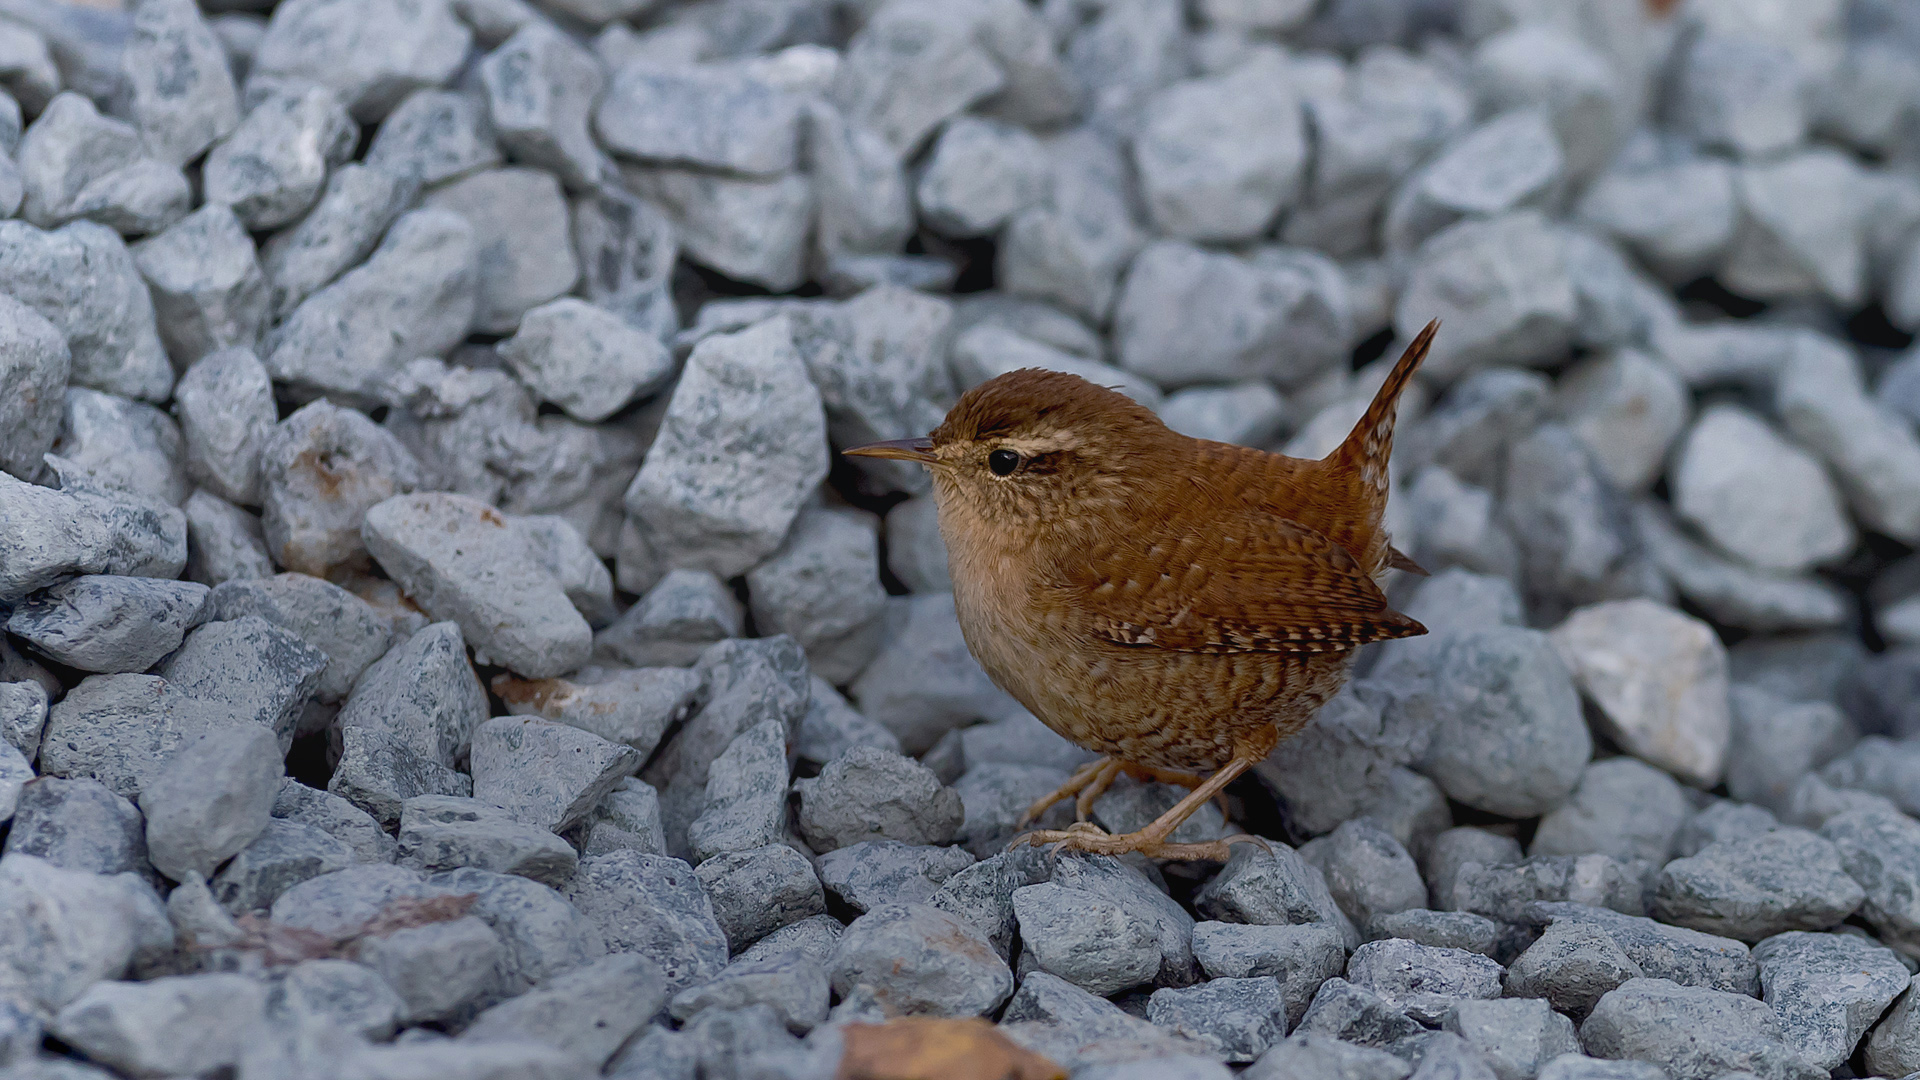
(1327, 319, 1439, 509)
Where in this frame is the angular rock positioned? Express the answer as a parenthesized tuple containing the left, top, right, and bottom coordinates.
(52, 387, 189, 507)
(498, 298, 673, 424)
(209, 816, 355, 914)
(479, 22, 610, 192)
(397, 795, 577, 885)
(1776, 332, 1920, 545)
(1191, 921, 1346, 1027)
(154, 616, 328, 745)
(1554, 349, 1689, 494)
(1722, 151, 1865, 307)
(594, 59, 804, 177)
(172, 347, 274, 506)
(352, 914, 505, 1022)
(1527, 904, 1757, 997)
(561, 850, 726, 991)
(1504, 919, 1642, 1019)
(182, 490, 274, 586)
(202, 86, 355, 230)
(494, 665, 698, 764)
(365, 88, 501, 186)
(258, 400, 424, 577)
(0, 852, 173, 1011)
(362, 493, 591, 679)
(593, 568, 740, 668)
(273, 779, 396, 864)
(1344, 938, 1503, 1024)
(1450, 856, 1647, 924)
(998, 128, 1144, 323)
(830, 901, 1012, 1017)
(129, 202, 265, 368)
(1651, 822, 1858, 941)
(1529, 757, 1689, 865)
(1443, 999, 1579, 1080)
(51, 973, 266, 1078)
(916, 115, 1047, 237)
(0, 220, 172, 402)
(427, 866, 606, 993)
(16, 92, 190, 236)
(259, 162, 418, 321)
(461, 954, 665, 1069)
(1752, 930, 1909, 1071)
(686, 718, 788, 864)
(1014, 879, 1161, 997)
(140, 723, 282, 883)
(621, 317, 828, 585)
(745, 506, 888, 683)
(668, 952, 830, 1034)
(1820, 803, 1920, 957)
(624, 165, 813, 292)
(693, 844, 824, 952)
(831, 0, 1004, 159)
(1294, 978, 1425, 1049)
(1632, 502, 1850, 636)
(1580, 977, 1823, 1080)
(794, 746, 962, 852)
(1550, 600, 1731, 788)
(1866, 973, 1920, 1078)
(264, 208, 477, 406)
(1377, 626, 1590, 818)
(1194, 843, 1354, 949)
(1672, 404, 1854, 574)
(850, 593, 1022, 755)
(248, 0, 471, 121)
(642, 637, 809, 858)
(272, 957, 404, 1040)
(1384, 109, 1564, 255)
(0, 294, 68, 482)
(1148, 977, 1287, 1063)
(1302, 819, 1426, 931)
(1394, 212, 1576, 380)
(1367, 910, 1500, 959)
(422, 166, 577, 333)
(817, 840, 974, 915)
(1114, 240, 1351, 390)
(1246, 1033, 1414, 1080)
(0, 680, 49, 764)
(1133, 55, 1304, 242)
(7, 575, 207, 673)
(470, 717, 638, 835)
(206, 573, 392, 705)
(4, 777, 147, 877)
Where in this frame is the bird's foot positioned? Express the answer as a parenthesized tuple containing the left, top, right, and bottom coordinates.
(1011, 821, 1269, 862)
(1016, 757, 1121, 828)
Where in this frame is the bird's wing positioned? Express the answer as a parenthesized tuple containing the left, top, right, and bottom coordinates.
(1051, 509, 1426, 655)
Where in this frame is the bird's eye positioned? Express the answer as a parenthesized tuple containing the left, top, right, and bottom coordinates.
(988, 449, 1021, 476)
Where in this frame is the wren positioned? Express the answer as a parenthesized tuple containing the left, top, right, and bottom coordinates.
(844, 321, 1439, 860)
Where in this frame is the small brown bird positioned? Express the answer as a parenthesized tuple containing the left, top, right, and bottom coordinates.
(845, 321, 1439, 860)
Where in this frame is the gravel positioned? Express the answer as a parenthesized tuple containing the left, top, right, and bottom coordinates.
(0, 2, 1911, 1074)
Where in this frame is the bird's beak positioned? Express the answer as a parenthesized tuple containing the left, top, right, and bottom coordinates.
(842, 437, 936, 463)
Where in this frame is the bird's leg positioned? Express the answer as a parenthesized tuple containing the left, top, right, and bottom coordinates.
(1073, 758, 1124, 822)
(1119, 763, 1234, 820)
(1016, 756, 1117, 828)
(1013, 756, 1271, 861)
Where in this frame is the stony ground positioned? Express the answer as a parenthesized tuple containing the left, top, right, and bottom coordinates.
(1, 0, 1920, 1078)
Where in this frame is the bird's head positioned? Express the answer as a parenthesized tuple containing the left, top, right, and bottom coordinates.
(843, 368, 1172, 533)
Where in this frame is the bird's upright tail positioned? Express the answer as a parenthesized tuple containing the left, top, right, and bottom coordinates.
(1327, 319, 1439, 512)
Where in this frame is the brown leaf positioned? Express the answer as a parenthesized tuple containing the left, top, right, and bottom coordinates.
(837, 1018, 1065, 1080)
